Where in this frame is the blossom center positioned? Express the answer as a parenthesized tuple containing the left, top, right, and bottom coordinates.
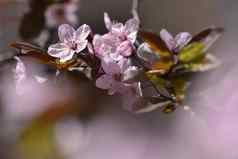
(119, 34, 127, 41)
(114, 74, 122, 81)
(70, 42, 77, 50)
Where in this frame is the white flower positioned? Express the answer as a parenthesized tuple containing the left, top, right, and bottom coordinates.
(48, 24, 91, 63)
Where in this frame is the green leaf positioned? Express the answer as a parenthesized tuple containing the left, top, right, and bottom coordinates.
(171, 77, 189, 102)
(182, 54, 221, 72)
(178, 42, 205, 63)
(189, 27, 224, 52)
(147, 74, 168, 86)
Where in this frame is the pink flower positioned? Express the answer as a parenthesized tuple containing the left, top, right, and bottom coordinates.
(160, 29, 192, 52)
(96, 57, 139, 95)
(48, 24, 91, 62)
(104, 12, 139, 44)
(93, 33, 123, 60)
(93, 13, 139, 59)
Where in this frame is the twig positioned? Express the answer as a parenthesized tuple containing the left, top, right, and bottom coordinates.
(131, 0, 141, 23)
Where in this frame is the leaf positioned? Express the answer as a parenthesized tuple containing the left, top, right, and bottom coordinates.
(136, 42, 160, 67)
(190, 27, 224, 44)
(144, 75, 175, 101)
(135, 100, 172, 114)
(145, 75, 189, 113)
(11, 42, 81, 70)
(178, 27, 223, 63)
(181, 53, 221, 72)
(139, 31, 171, 55)
(178, 42, 205, 63)
(139, 31, 174, 74)
(122, 67, 144, 83)
(171, 77, 189, 102)
(146, 74, 171, 88)
(123, 80, 174, 114)
(11, 42, 56, 62)
(10, 42, 45, 53)
(129, 84, 175, 114)
(189, 27, 224, 52)
(151, 59, 174, 74)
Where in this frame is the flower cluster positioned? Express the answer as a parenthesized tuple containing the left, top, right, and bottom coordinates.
(93, 13, 140, 95)
(11, 12, 223, 114)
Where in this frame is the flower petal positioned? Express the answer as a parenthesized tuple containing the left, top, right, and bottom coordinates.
(104, 12, 112, 30)
(127, 31, 138, 44)
(93, 35, 103, 55)
(121, 85, 145, 112)
(59, 50, 76, 63)
(102, 33, 122, 45)
(48, 43, 74, 62)
(122, 66, 140, 83)
(76, 40, 88, 53)
(87, 43, 94, 54)
(116, 40, 133, 57)
(101, 56, 122, 75)
(160, 29, 176, 51)
(137, 43, 160, 67)
(124, 18, 139, 35)
(75, 24, 91, 41)
(174, 32, 192, 51)
(118, 58, 131, 73)
(48, 43, 68, 56)
(93, 34, 119, 58)
(108, 81, 123, 95)
(96, 74, 114, 90)
(124, 18, 139, 43)
(111, 23, 124, 35)
(58, 24, 75, 43)
(109, 52, 123, 61)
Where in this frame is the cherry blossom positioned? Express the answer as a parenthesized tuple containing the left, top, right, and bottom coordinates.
(104, 12, 139, 44)
(160, 29, 192, 53)
(93, 13, 139, 60)
(96, 57, 139, 95)
(93, 33, 123, 60)
(48, 24, 91, 62)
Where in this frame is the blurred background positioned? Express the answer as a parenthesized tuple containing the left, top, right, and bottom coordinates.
(0, 0, 238, 159)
